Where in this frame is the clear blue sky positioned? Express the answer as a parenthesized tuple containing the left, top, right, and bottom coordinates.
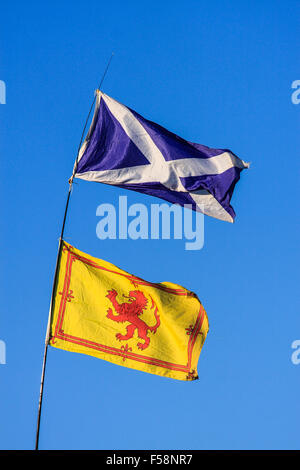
(1, 0, 299, 450)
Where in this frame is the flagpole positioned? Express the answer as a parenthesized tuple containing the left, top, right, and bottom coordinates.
(34, 52, 114, 450)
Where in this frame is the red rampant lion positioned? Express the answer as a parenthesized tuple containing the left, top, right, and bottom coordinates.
(106, 289, 160, 350)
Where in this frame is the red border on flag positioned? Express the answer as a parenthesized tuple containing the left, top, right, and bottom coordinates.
(51, 245, 205, 377)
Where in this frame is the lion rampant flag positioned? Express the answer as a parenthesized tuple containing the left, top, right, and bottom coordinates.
(49, 241, 209, 381)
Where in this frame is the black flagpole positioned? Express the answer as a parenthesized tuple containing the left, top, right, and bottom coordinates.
(35, 53, 114, 450)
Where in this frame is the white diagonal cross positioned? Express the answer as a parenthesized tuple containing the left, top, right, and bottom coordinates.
(75, 91, 248, 222)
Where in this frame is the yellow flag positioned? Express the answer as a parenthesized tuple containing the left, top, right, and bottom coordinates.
(49, 241, 209, 381)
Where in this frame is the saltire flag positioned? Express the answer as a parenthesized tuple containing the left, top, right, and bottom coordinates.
(49, 241, 209, 381)
(74, 90, 249, 222)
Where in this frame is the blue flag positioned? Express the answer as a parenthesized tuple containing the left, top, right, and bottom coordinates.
(74, 90, 249, 222)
